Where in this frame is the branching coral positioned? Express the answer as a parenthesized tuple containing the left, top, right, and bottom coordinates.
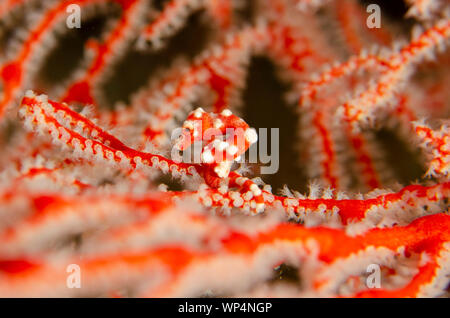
(0, 0, 449, 297)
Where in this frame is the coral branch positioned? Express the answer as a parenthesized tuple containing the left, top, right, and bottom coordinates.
(0, 0, 449, 298)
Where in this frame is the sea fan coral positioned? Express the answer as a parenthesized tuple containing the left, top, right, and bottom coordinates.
(0, 0, 449, 298)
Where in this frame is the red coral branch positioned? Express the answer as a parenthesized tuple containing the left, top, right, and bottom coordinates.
(0, 0, 449, 298)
